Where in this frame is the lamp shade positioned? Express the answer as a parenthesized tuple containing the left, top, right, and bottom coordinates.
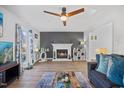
(96, 48, 108, 54)
(35, 48, 39, 52)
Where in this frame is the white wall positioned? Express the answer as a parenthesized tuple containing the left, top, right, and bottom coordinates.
(0, 6, 40, 61)
(87, 23, 113, 61)
(32, 30, 40, 51)
(85, 7, 124, 61)
(112, 7, 124, 55)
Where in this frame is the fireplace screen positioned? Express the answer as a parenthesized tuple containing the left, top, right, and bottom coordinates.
(57, 49, 68, 58)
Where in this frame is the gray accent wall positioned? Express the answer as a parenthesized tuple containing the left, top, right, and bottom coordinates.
(40, 32, 84, 58)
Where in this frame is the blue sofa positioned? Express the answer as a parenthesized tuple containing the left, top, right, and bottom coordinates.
(88, 62, 119, 88)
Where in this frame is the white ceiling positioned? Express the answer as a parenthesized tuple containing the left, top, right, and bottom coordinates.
(2, 5, 123, 32)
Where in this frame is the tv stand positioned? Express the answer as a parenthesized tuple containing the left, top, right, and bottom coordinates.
(0, 62, 20, 87)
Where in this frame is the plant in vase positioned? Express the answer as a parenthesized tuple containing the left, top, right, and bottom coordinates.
(56, 72, 71, 88)
(64, 74, 71, 88)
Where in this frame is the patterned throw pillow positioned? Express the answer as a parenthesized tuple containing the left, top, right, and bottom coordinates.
(96, 54, 110, 74)
(107, 54, 124, 87)
(96, 54, 100, 68)
(123, 75, 124, 87)
(107, 57, 113, 77)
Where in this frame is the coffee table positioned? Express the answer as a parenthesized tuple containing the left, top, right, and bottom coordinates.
(52, 72, 81, 88)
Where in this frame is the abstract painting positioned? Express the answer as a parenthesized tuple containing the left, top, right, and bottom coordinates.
(0, 12, 3, 37)
(0, 42, 13, 65)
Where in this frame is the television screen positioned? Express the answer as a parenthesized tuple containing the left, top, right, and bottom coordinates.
(0, 41, 13, 65)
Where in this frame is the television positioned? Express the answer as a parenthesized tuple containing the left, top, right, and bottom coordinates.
(0, 41, 13, 65)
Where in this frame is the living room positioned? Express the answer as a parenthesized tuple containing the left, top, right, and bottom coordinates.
(0, 5, 124, 89)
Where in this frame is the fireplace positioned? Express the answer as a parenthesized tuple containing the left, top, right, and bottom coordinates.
(52, 43, 73, 61)
(57, 49, 68, 58)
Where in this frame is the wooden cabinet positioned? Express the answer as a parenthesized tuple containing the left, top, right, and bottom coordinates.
(0, 62, 20, 87)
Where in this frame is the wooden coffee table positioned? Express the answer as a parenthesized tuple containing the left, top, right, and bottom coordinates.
(52, 72, 81, 88)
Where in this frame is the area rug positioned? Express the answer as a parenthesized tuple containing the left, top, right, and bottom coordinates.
(36, 72, 91, 88)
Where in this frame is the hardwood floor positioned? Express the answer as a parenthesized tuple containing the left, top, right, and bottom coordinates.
(8, 61, 89, 88)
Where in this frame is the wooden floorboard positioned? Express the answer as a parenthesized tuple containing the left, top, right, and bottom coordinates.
(8, 61, 89, 88)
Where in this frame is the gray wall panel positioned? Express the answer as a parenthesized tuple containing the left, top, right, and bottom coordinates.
(40, 32, 84, 58)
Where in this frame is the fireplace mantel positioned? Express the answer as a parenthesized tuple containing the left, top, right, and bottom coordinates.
(52, 43, 73, 61)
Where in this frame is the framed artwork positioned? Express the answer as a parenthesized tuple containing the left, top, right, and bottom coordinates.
(94, 35, 97, 40)
(91, 35, 97, 40)
(91, 35, 94, 40)
(0, 41, 13, 65)
(0, 12, 3, 37)
(34, 33, 38, 39)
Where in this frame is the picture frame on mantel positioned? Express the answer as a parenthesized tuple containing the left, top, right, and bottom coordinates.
(35, 33, 38, 39)
(0, 12, 3, 37)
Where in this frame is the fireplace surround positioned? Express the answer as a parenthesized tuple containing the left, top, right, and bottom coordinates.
(52, 43, 73, 61)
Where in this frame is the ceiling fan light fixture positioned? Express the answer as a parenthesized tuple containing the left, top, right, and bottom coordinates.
(43, 7, 84, 26)
(60, 15, 68, 21)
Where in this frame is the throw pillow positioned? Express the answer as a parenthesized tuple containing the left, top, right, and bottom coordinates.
(96, 54, 110, 74)
(107, 56, 113, 77)
(107, 54, 124, 87)
(96, 54, 100, 68)
(123, 75, 124, 86)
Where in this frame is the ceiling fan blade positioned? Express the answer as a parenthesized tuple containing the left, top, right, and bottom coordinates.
(44, 11, 61, 17)
(67, 8, 84, 17)
(63, 21, 66, 26)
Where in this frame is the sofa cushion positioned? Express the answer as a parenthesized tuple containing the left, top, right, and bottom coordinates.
(123, 75, 124, 86)
(107, 54, 124, 87)
(96, 54, 110, 74)
(90, 70, 115, 88)
(107, 57, 113, 77)
(96, 54, 100, 67)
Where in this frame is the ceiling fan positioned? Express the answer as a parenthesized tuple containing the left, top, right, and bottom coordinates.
(43, 7, 85, 26)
